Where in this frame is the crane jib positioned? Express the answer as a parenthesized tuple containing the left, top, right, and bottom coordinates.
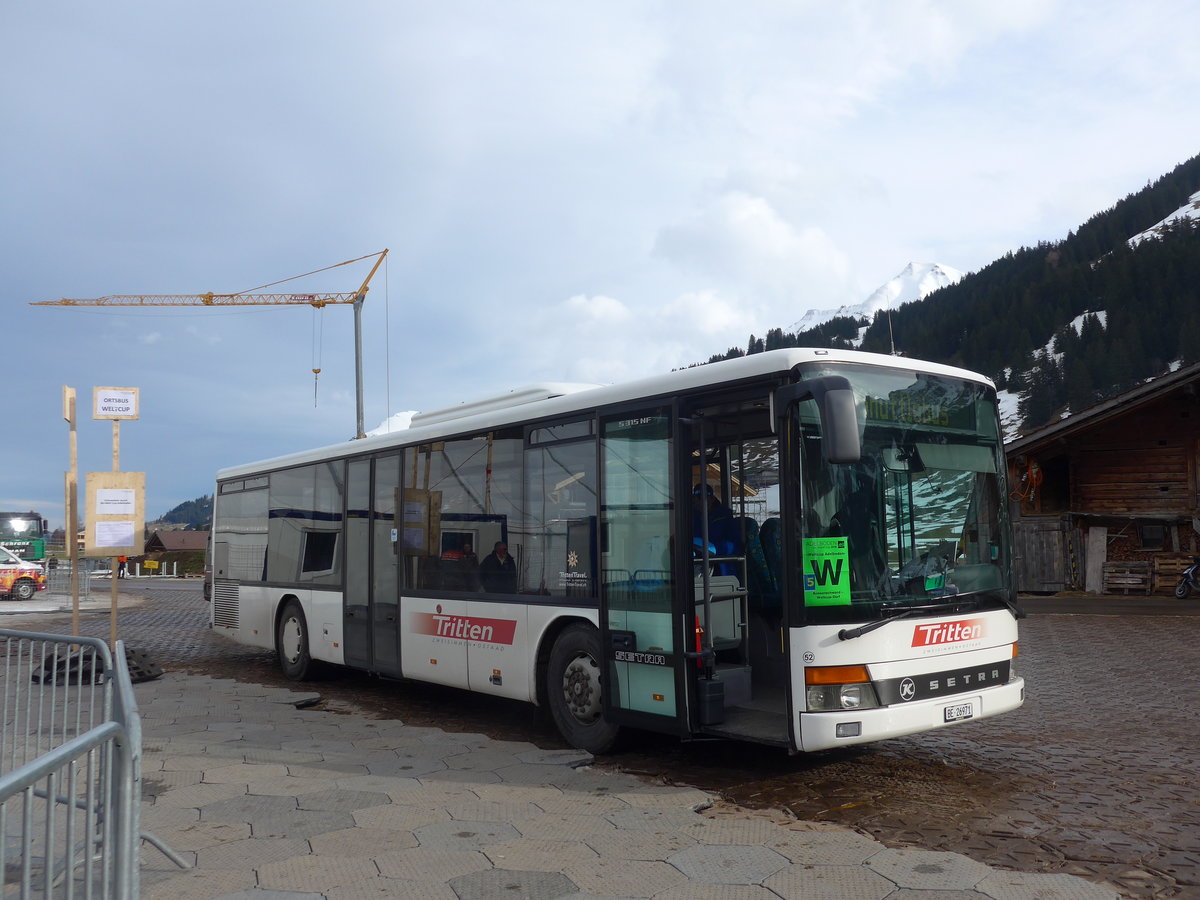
(32, 292, 360, 307)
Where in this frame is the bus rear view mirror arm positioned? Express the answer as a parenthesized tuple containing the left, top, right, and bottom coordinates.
(775, 376, 861, 464)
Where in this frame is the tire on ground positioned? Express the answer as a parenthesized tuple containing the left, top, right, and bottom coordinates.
(546, 622, 622, 754)
(276, 599, 317, 680)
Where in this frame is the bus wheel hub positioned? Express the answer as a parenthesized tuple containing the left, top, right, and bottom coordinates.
(563, 655, 600, 721)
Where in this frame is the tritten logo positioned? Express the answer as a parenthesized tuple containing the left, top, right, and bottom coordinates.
(911, 618, 985, 647)
(413, 611, 517, 644)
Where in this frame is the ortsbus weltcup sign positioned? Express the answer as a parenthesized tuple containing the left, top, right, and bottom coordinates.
(93, 386, 139, 420)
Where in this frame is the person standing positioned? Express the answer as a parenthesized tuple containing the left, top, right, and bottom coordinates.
(479, 541, 517, 593)
(117, 555, 128, 578)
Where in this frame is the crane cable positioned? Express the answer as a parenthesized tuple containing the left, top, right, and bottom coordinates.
(312, 306, 323, 407)
(383, 254, 392, 427)
(239, 251, 384, 295)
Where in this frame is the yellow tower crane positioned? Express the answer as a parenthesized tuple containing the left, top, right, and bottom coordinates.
(31, 249, 388, 439)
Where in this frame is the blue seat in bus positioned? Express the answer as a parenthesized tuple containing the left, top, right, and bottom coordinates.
(758, 517, 783, 616)
(740, 517, 780, 616)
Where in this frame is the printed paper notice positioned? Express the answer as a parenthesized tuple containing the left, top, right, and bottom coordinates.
(96, 488, 136, 515)
(93, 386, 139, 420)
(95, 521, 135, 549)
(802, 536, 852, 606)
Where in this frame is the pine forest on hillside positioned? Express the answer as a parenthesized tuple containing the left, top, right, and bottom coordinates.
(705, 153, 1200, 435)
(157, 494, 212, 530)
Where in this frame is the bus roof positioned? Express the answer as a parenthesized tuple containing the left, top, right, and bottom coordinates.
(217, 348, 995, 480)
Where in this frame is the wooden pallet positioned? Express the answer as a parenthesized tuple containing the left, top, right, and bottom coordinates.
(1153, 553, 1196, 594)
(1102, 561, 1152, 595)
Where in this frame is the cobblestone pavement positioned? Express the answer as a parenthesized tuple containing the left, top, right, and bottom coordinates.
(5, 585, 1198, 898)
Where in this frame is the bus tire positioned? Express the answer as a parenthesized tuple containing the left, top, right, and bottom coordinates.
(11, 579, 36, 601)
(546, 623, 621, 754)
(277, 599, 315, 681)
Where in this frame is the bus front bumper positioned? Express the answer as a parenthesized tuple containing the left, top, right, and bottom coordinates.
(797, 677, 1025, 752)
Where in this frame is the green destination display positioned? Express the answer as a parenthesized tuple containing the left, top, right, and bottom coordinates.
(802, 537, 851, 606)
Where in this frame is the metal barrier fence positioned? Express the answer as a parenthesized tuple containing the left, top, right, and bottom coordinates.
(0, 630, 160, 898)
(43, 562, 97, 600)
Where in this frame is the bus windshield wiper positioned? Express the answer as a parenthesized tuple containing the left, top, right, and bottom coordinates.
(837, 605, 940, 641)
(838, 592, 1026, 642)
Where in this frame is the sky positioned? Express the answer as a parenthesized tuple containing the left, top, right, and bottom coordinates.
(4, 1, 1200, 530)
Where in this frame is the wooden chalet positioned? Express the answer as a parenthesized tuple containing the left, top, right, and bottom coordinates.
(144, 530, 210, 554)
(1005, 361, 1200, 595)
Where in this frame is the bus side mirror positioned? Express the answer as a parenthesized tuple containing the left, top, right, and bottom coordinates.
(775, 376, 862, 464)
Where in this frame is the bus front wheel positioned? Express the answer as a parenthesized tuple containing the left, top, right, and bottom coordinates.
(277, 600, 315, 681)
(546, 623, 621, 754)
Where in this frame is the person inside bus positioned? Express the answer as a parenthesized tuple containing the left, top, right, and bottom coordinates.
(479, 541, 517, 593)
(439, 544, 479, 591)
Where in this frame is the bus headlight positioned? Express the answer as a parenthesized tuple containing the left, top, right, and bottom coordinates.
(804, 665, 881, 712)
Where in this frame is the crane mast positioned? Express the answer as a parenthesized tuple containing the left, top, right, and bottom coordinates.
(31, 250, 388, 438)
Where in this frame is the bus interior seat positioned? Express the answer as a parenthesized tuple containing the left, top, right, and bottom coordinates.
(756, 517, 782, 616)
(738, 517, 774, 600)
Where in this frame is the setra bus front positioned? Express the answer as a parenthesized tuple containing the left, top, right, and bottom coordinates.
(784, 360, 1025, 751)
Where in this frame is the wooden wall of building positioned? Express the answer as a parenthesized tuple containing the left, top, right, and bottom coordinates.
(1069, 396, 1199, 517)
(1008, 384, 1200, 593)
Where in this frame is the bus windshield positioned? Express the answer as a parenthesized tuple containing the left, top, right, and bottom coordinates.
(795, 363, 1011, 623)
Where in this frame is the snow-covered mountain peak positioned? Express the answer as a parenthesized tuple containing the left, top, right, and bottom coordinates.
(788, 262, 964, 333)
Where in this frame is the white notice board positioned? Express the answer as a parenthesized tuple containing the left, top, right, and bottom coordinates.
(84, 471, 145, 557)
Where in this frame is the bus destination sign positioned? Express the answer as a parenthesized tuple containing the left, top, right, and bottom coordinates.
(863, 392, 975, 431)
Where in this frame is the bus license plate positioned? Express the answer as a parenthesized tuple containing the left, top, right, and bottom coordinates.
(943, 702, 974, 723)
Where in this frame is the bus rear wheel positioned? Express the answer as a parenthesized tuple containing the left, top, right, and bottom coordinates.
(546, 623, 621, 754)
(277, 600, 315, 681)
(11, 579, 36, 601)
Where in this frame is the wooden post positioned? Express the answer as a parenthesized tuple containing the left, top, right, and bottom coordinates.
(63, 387, 80, 636)
(111, 419, 120, 647)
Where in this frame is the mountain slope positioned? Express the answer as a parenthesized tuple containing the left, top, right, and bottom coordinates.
(706, 152, 1200, 436)
(1128, 188, 1200, 247)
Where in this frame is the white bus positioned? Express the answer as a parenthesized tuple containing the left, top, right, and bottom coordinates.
(210, 348, 1024, 753)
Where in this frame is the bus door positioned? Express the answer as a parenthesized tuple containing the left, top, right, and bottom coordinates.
(681, 390, 791, 747)
(343, 453, 403, 677)
(344, 458, 372, 669)
(598, 407, 686, 736)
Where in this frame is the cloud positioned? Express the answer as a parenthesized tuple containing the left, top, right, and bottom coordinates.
(654, 190, 852, 310)
(138, 332, 163, 345)
(186, 324, 221, 345)
(509, 285, 760, 388)
(563, 294, 633, 324)
(661, 289, 747, 338)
